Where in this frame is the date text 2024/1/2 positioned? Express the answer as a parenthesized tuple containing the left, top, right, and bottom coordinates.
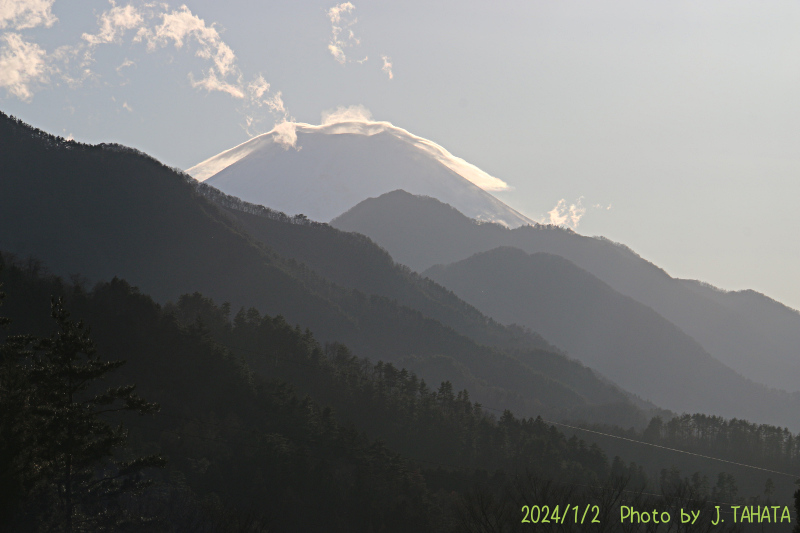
(521, 504, 600, 525)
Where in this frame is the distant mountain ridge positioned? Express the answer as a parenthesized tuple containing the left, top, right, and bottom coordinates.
(331, 190, 800, 396)
(187, 120, 534, 227)
(424, 247, 800, 428)
(193, 182, 557, 354)
(0, 111, 643, 427)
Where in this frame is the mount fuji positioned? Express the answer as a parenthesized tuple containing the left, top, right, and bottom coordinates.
(186, 118, 535, 227)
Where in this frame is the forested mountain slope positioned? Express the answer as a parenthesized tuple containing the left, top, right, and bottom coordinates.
(0, 112, 640, 426)
(197, 184, 554, 353)
(424, 247, 800, 429)
(332, 190, 800, 394)
(1, 255, 792, 531)
(0, 256, 618, 531)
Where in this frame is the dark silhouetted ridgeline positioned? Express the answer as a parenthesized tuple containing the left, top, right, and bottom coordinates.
(332, 190, 800, 397)
(0, 110, 643, 425)
(424, 247, 800, 430)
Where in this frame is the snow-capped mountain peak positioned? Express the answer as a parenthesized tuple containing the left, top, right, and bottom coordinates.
(186, 117, 534, 228)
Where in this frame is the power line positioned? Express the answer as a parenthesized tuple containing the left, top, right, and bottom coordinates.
(126, 419, 748, 514)
(124, 327, 800, 487)
(539, 419, 799, 480)
(219, 339, 800, 480)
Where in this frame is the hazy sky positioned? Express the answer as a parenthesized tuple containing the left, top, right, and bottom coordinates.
(2, 0, 799, 310)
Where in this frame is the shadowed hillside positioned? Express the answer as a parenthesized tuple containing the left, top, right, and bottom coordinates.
(332, 190, 800, 395)
(0, 111, 643, 426)
(424, 247, 800, 429)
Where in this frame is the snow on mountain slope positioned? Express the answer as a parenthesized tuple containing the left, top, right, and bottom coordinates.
(186, 119, 535, 227)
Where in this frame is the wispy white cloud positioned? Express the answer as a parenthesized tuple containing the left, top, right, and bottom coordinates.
(543, 197, 612, 229)
(321, 104, 372, 124)
(328, 43, 345, 64)
(264, 91, 285, 114)
(381, 54, 393, 79)
(271, 120, 298, 149)
(1, 1, 290, 136)
(0, 33, 48, 100)
(93, 2, 289, 129)
(131, 4, 291, 133)
(0, 0, 57, 30)
(82, 2, 143, 45)
(241, 74, 291, 136)
(142, 5, 236, 77)
(0, 1, 147, 99)
(4, 1, 148, 94)
(545, 198, 586, 228)
(247, 74, 270, 99)
(122, 100, 133, 112)
(18, 2, 243, 100)
(49, 43, 95, 87)
(327, 2, 355, 25)
(0, 0, 59, 100)
(189, 69, 243, 98)
(326, 2, 360, 64)
(116, 57, 135, 72)
(315, 105, 510, 191)
(324, 3, 394, 79)
(247, 75, 286, 115)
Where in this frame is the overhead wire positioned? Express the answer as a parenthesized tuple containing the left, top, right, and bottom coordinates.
(125, 417, 748, 514)
(130, 331, 800, 483)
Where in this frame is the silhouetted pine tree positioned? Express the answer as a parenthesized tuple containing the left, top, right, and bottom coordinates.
(9, 297, 165, 531)
(0, 271, 26, 529)
(793, 481, 800, 533)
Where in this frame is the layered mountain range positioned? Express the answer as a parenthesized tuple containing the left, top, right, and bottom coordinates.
(0, 111, 643, 428)
(189, 116, 800, 429)
(423, 246, 798, 424)
(332, 190, 800, 399)
(4, 110, 800, 432)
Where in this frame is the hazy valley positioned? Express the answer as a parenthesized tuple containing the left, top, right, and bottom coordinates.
(2, 111, 799, 531)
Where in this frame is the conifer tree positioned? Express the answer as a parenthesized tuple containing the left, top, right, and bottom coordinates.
(0, 275, 7, 327)
(0, 273, 25, 529)
(20, 297, 165, 531)
(793, 480, 800, 533)
(0, 269, 43, 530)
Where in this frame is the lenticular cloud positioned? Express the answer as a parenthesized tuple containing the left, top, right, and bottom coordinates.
(186, 109, 529, 227)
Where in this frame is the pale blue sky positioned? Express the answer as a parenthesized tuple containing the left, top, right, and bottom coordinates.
(2, 0, 799, 309)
